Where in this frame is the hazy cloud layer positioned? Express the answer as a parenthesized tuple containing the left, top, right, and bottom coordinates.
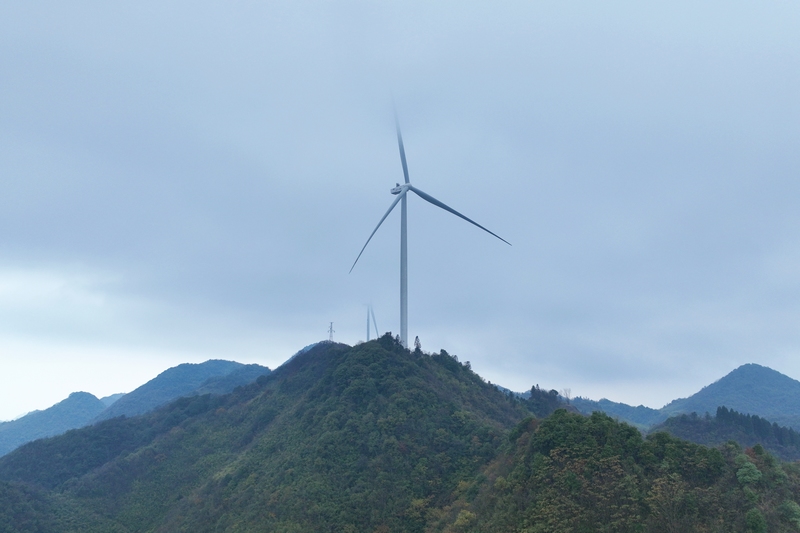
(1, 1, 799, 419)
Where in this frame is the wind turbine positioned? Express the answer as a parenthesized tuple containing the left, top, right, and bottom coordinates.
(350, 117, 510, 347)
(366, 305, 379, 341)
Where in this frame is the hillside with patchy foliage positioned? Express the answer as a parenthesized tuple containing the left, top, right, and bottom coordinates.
(437, 410, 800, 532)
(2, 338, 800, 532)
(0, 337, 526, 531)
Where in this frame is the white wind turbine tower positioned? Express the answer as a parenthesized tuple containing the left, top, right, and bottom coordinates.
(350, 117, 510, 347)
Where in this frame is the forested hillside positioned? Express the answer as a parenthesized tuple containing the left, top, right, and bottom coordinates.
(441, 410, 800, 532)
(0, 336, 527, 532)
(2, 339, 799, 532)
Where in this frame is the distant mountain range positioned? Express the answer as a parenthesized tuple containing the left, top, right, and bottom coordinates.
(100, 393, 125, 407)
(6, 356, 797, 464)
(0, 338, 796, 531)
(93, 360, 271, 423)
(0, 360, 271, 457)
(572, 363, 800, 431)
(570, 397, 663, 429)
(0, 392, 108, 457)
(660, 364, 800, 429)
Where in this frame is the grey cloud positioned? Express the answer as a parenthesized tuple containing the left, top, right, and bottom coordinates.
(0, 1, 798, 418)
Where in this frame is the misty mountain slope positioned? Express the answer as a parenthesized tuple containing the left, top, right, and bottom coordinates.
(193, 363, 274, 396)
(0, 337, 528, 532)
(661, 364, 800, 430)
(571, 397, 664, 429)
(573, 364, 800, 432)
(0, 361, 270, 459)
(93, 359, 271, 422)
(0, 392, 106, 457)
(99, 393, 125, 407)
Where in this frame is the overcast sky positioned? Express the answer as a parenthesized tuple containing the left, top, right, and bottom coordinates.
(1, 1, 798, 420)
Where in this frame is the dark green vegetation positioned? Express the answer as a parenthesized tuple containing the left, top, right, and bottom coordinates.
(0, 338, 524, 531)
(518, 386, 567, 418)
(446, 410, 800, 532)
(2, 339, 800, 531)
(656, 407, 800, 461)
(572, 364, 800, 468)
(0, 392, 107, 457)
(0, 480, 125, 533)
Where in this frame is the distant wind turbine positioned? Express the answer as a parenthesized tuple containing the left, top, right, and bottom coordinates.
(350, 116, 510, 347)
(366, 305, 379, 341)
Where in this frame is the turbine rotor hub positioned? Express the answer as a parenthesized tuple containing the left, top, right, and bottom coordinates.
(390, 183, 409, 195)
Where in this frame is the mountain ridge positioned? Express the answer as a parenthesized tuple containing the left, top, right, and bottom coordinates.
(0, 359, 272, 458)
(91, 359, 271, 422)
(661, 363, 800, 428)
(0, 392, 107, 457)
(1, 339, 799, 531)
(0, 337, 529, 531)
(573, 363, 800, 431)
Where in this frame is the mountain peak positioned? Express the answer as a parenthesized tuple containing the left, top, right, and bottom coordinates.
(0, 339, 529, 531)
(67, 391, 98, 400)
(0, 391, 106, 457)
(93, 359, 271, 422)
(661, 363, 800, 429)
(727, 363, 786, 379)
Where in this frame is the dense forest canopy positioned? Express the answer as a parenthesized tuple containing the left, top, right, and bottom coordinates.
(656, 406, 800, 461)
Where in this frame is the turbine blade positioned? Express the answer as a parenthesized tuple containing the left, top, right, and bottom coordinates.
(370, 306, 379, 338)
(408, 185, 511, 246)
(395, 115, 410, 184)
(349, 192, 406, 273)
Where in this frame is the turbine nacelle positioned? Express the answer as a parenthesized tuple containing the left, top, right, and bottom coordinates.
(390, 183, 409, 195)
